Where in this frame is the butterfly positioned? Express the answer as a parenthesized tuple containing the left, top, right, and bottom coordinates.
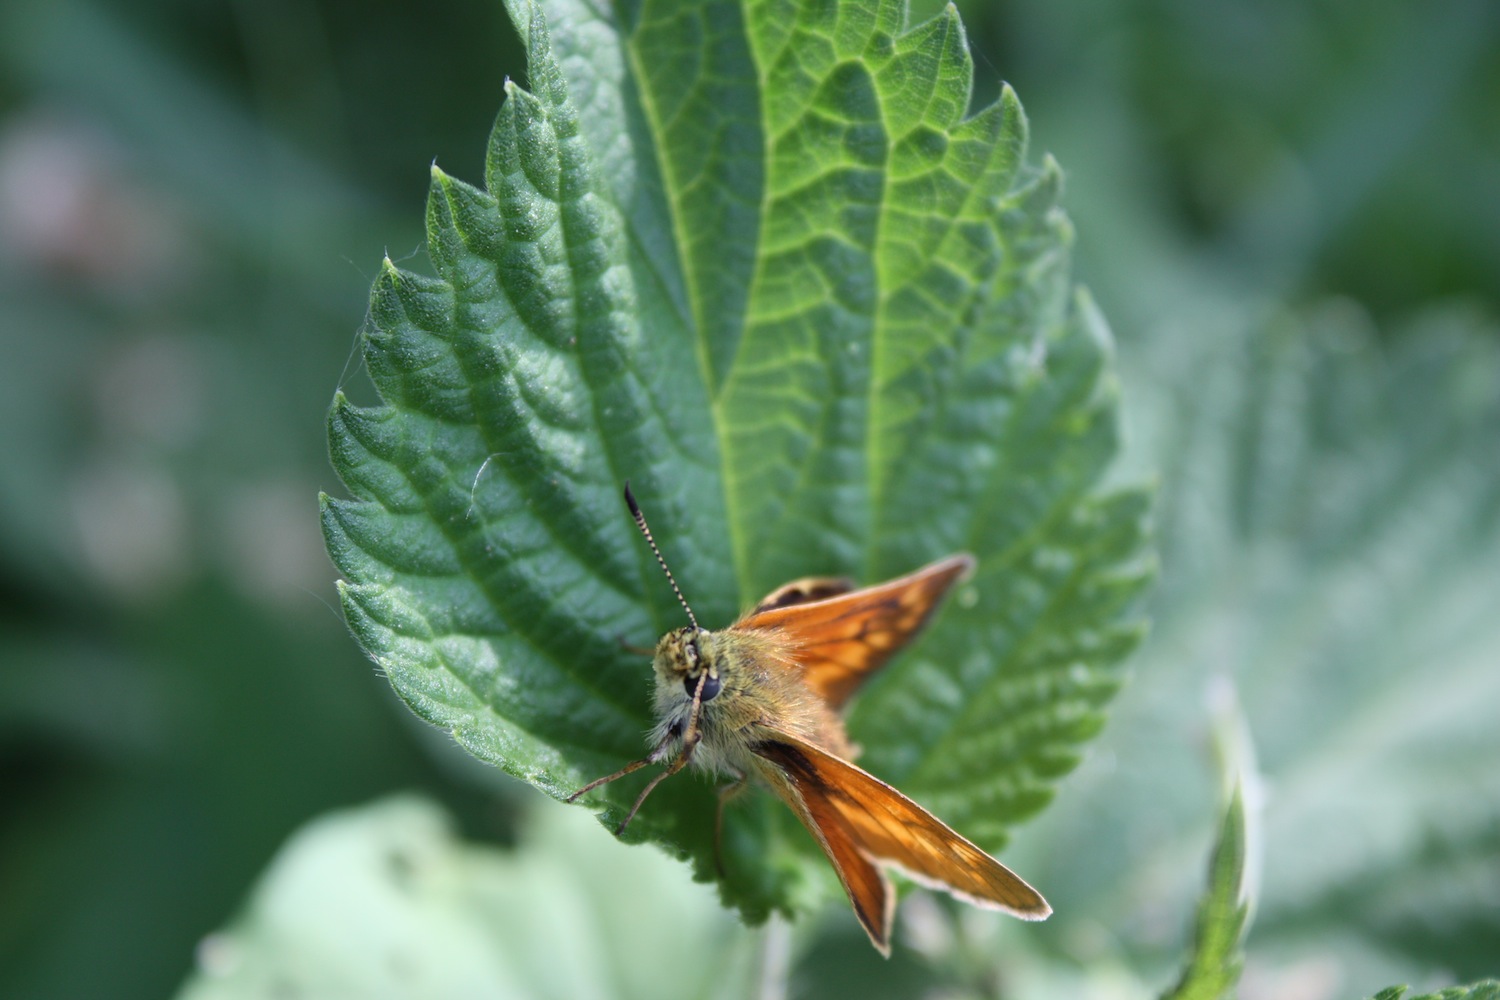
(568, 485, 1050, 955)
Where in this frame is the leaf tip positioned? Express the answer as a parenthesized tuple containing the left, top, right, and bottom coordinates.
(1073, 286, 1117, 358)
(1040, 151, 1065, 184)
(998, 82, 1029, 125)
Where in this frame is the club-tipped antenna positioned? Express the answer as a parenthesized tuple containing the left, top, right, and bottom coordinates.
(623, 482, 699, 631)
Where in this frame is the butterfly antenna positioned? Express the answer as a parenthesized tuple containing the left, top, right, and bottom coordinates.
(623, 482, 699, 631)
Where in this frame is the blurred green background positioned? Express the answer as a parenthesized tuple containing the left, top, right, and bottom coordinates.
(2, 1, 1496, 998)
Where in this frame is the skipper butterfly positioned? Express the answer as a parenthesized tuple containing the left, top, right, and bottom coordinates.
(569, 485, 1050, 955)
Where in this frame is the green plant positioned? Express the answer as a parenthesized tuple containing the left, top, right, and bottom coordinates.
(177, 2, 1500, 998)
(321, 0, 1149, 925)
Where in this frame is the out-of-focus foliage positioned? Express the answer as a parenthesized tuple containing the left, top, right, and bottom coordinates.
(2, 1, 1496, 999)
(1368, 985, 1500, 1000)
(1010, 300, 1500, 996)
(175, 796, 753, 1000)
(1159, 787, 1250, 1000)
(0, 2, 526, 998)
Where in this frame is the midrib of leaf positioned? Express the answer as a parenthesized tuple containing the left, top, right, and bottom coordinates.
(854, 12, 897, 576)
(722, 0, 886, 587)
(619, 0, 764, 604)
(621, 21, 734, 454)
(574, 43, 730, 621)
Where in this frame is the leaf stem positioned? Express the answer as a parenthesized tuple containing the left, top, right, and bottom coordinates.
(755, 915, 793, 1000)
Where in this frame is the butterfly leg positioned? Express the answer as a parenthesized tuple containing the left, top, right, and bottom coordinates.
(613, 672, 712, 834)
(565, 728, 675, 803)
(614, 743, 691, 834)
(713, 771, 750, 878)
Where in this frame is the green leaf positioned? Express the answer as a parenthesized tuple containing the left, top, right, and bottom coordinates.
(1012, 300, 1500, 983)
(172, 797, 753, 1000)
(1159, 786, 1250, 1000)
(1366, 984, 1500, 1000)
(323, 0, 1150, 922)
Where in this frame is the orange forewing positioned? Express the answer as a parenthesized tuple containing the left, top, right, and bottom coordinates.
(753, 729, 1049, 952)
(737, 554, 975, 710)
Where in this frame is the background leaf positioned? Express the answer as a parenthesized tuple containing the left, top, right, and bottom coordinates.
(1366, 985, 1500, 1000)
(1160, 786, 1251, 1000)
(1003, 300, 1500, 995)
(322, 0, 1150, 923)
(174, 796, 753, 1000)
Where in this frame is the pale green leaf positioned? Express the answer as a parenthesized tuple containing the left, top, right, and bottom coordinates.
(173, 797, 751, 1000)
(1013, 300, 1500, 982)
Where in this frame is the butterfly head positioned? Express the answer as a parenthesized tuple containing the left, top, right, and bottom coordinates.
(655, 626, 723, 703)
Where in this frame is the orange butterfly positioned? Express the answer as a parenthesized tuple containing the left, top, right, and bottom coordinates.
(569, 485, 1050, 955)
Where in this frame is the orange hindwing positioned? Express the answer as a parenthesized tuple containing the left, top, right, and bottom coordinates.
(752, 729, 1049, 954)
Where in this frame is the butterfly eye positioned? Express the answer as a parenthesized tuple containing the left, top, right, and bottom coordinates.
(683, 671, 722, 702)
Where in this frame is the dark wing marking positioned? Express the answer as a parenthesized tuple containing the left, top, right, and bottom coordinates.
(750, 576, 855, 614)
(752, 741, 894, 954)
